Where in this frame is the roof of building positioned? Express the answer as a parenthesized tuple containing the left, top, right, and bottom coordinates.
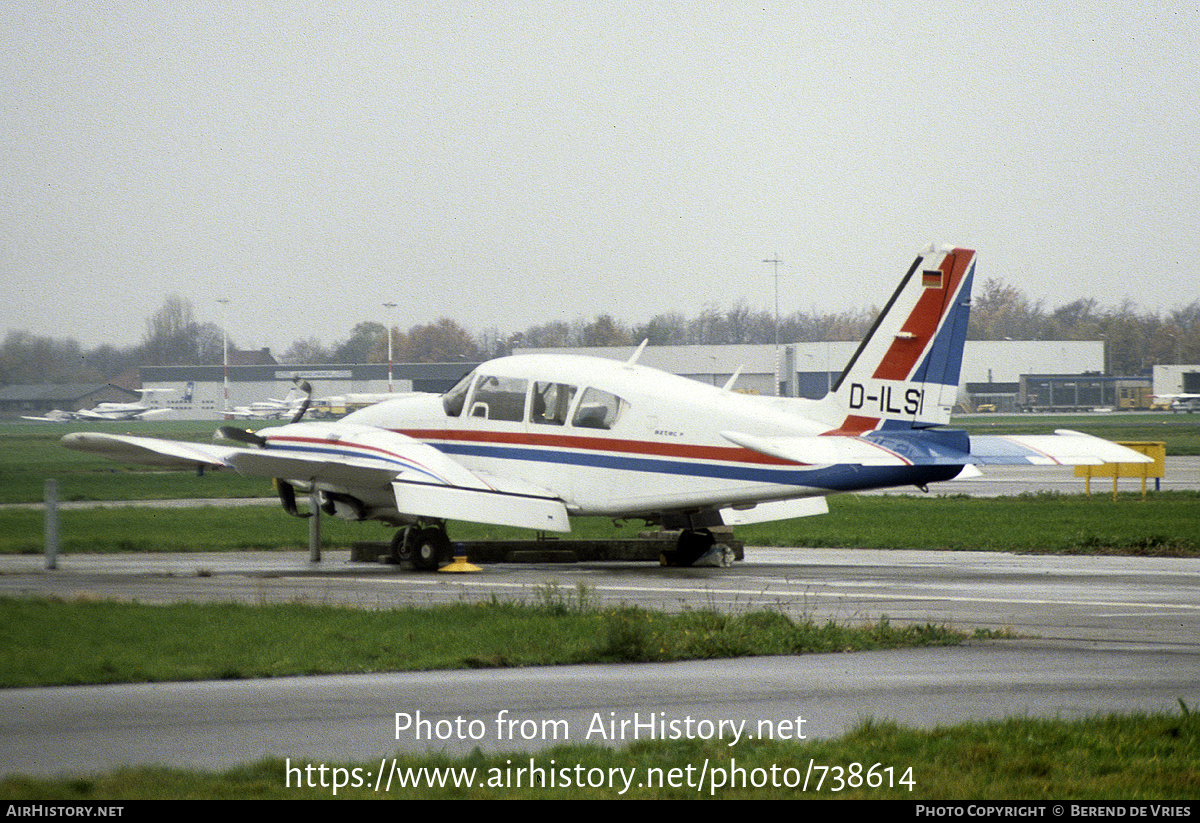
(0, 383, 139, 402)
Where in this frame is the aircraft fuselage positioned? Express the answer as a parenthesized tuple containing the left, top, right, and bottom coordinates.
(276, 354, 955, 523)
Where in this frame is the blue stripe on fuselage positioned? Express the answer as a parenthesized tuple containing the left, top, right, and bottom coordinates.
(432, 441, 960, 492)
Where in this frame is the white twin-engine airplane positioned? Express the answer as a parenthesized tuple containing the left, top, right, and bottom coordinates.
(24, 388, 179, 422)
(64, 247, 1150, 568)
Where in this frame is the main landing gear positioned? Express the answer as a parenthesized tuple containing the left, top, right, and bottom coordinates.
(390, 523, 451, 571)
(660, 528, 718, 567)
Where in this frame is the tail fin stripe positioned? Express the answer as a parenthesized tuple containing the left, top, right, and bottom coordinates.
(913, 256, 975, 389)
(872, 250, 970, 382)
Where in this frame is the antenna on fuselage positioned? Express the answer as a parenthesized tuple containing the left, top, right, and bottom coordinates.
(722, 366, 744, 392)
(625, 339, 649, 367)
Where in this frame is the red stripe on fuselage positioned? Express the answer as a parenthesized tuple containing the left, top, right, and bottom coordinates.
(823, 415, 881, 436)
(872, 249, 969, 381)
(398, 428, 801, 466)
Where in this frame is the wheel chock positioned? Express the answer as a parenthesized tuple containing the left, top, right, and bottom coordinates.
(438, 554, 482, 573)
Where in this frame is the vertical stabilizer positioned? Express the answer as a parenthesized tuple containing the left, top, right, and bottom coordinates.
(822, 246, 975, 433)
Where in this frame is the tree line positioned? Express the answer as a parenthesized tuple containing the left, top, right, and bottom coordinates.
(3, 279, 1198, 386)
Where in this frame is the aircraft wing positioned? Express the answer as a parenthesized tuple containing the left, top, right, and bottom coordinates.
(62, 426, 570, 532)
(61, 432, 242, 469)
(722, 428, 1153, 468)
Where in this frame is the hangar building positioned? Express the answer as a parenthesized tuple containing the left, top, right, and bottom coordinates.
(515, 340, 1105, 405)
(133, 340, 1115, 420)
(140, 362, 479, 420)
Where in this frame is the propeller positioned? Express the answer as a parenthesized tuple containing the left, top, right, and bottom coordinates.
(290, 376, 313, 424)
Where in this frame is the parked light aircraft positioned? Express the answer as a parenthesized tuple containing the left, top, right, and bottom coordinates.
(227, 380, 390, 420)
(1154, 394, 1200, 413)
(25, 388, 179, 422)
(63, 247, 1151, 568)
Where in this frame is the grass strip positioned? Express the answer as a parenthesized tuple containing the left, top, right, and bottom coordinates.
(0, 596, 964, 688)
(3, 711, 1196, 799)
(3, 491, 1196, 555)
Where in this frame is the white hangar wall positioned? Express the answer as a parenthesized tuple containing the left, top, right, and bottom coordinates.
(516, 341, 1105, 398)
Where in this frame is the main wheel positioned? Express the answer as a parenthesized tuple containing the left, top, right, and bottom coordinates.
(662, 528, 716, 567)
(411, 526, 451, 571)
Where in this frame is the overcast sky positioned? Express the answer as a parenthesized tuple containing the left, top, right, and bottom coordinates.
(3, 2, 1197, 355)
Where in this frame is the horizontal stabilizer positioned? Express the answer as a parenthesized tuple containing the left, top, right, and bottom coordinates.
(968, 430, 1155, 466)
(392, 479, 570, 532)
(61, 432, 239, 469)
(724, 427, 1151, 469)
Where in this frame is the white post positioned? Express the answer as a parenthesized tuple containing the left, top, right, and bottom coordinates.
(308, 486, 322, 562)
(44, 479, 58, 569)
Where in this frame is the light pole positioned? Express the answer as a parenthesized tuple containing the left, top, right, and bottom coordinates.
(383, 302, 398, 392)
(216, 298, 230, 416)
(763, 257, 783, 395)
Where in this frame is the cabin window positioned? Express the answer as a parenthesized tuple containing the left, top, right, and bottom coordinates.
(469, 375, 528, 422)
(442, 370, 476, 417)
(532, 382, 577, 425)
(571, 387, 626, 430)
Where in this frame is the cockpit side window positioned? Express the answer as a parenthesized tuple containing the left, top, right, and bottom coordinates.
(532, 382, 577, 425)
(442, 370, 476, 417)
(571, 387, 627, 430)
(469, 375, 528, 422)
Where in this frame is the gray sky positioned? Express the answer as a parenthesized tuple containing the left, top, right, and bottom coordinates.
(3, 2, 1197, 355)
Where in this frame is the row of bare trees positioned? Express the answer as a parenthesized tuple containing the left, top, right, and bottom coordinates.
(3, 281, 1198, 385)
(1, 297, 226, 385)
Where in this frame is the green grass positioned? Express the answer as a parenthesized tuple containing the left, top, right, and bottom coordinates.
(0, 504, 370, 553)
(736, 491, 1200, 556)
(4, 491, 1196, 555)
(0, 419, 273, 503)
(0, 596, 964, 687)
(3, 711, 1196, 799)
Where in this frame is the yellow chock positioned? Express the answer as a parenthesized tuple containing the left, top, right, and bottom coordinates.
(439, 555, 482, 573)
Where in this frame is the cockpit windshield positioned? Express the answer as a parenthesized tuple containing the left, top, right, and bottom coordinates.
(442, 369, 476, 417)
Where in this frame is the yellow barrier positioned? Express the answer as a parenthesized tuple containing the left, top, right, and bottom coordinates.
(1073, 441, 1166, 500)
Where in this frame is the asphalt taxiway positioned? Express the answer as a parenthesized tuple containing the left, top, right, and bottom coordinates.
(2, 543, 1198, 777)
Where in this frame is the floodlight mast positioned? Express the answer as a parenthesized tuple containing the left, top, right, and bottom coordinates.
(763, 257, 782, 396)
(383, 302, 398, 392)
(216, 298, 230, 415)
